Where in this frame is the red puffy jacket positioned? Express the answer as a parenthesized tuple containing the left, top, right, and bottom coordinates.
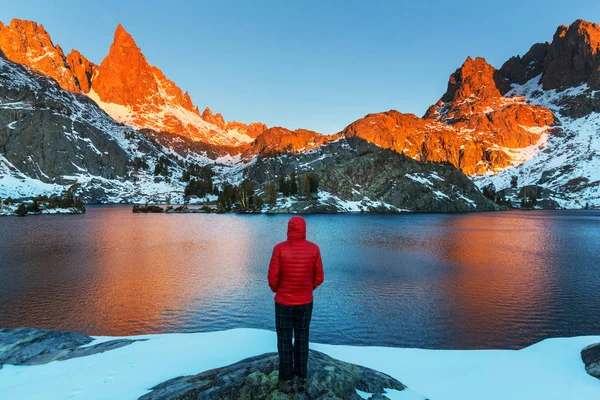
(268, 216, 324, 306)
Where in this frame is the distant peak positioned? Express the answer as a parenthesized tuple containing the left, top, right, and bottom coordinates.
(8, 18, 48, 35)
(113, 23, 137, 48)
(202, 107, 213, 118)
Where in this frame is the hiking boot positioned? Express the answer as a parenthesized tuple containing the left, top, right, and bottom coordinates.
(295, 376, 308, 392)
(278, 379, 294, 394)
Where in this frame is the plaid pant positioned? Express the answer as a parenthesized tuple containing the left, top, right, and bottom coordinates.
(275, 301, 313, 381)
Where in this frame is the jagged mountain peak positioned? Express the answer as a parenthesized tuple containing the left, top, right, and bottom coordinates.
(7, 18, 47, 34)
(542, 19, 600, 90)
(112, 23, 139, 50)
(0, 18, 80, 92)
(439, 56, 509, 103)
(499, 42, 550, 86)
(66, 48, 95, 93)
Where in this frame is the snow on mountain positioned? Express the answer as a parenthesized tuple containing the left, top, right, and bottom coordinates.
(0, 52, 225, 204)
(474, 77, 600, 208)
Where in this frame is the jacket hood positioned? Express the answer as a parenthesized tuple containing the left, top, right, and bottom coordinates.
(287, 216, 306, 240)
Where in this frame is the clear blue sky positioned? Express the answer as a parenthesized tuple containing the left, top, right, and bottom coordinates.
(2, 0, 600, 133)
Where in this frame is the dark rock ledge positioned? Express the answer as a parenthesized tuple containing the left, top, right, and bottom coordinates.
(0, 327, 140, 369)
(582, 342, 600, 380)
(140, 350, 415, 400)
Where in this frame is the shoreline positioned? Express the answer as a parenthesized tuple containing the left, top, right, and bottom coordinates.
(0, 327, 598, 399)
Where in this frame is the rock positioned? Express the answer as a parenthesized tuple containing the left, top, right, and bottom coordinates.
(0, 19, 81, 92)
(0, 327, 138, 369)
(139, 350, 408, 400)
(541, 20, 600, 90)
(582, 343, 600, 379)
(245, 127, 340, 157)
(499, 42, 550, 87)
(66, 49, 96, 93)
(201, 108, 226, 129)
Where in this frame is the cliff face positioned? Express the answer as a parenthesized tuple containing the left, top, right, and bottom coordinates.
(0, 19, 81, 92)
(541, 19, 600, 90)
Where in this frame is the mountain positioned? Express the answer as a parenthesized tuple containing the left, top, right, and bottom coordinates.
(343, 57, 555, 176)
(0, 19, 269, 147)
(1, 17, 599, 210)
(0, 50, 197, 203)
(0, 38, 489, 213)
(244, 127, 341, 157)
(475, 20, 600, 208)
(341, 20, 600, 208)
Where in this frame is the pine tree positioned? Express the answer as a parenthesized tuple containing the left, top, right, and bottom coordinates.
(511, 175, 518, 189)
(267, 180, 278, 206)
(309, 173, 319, 193)
(482, 183, 496, 201)
(282, 178, 290, 197)
(290, 172, 298, 195)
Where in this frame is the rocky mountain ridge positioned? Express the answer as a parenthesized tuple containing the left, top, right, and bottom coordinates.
(1, 18, 599, 209)
(0, 19, 268, 147)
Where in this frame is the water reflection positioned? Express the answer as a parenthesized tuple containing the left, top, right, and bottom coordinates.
(0, 207, 599, 349)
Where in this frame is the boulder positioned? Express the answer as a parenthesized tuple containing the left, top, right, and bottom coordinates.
(582, 343, 600, 379)
(139, 350, 410, 400)
(0, 327, 139, 369)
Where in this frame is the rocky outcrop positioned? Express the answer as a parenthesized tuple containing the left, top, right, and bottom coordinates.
(582, 343, 600, 380)
(202, 107, 268, 140)
(499, 43, 550, 86)
(66, 49, 96, 93)
(0, 327, 138, 369)
(140, 350, 409, 400)
(246, 138, 499, 212)
(246, 127, 340, 157)
(0, 19, 80, 92)
(541, 20, 600, 90)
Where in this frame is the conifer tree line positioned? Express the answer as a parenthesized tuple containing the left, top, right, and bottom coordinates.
(215, 171, 320, 213)
(7, 185, 85, 216)
(182, 164, 215, 198)
(277, 172, 319, 198)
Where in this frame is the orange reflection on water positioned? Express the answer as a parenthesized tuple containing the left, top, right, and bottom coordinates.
(81, 210, 260, 335)
(433, 212, 560, 348)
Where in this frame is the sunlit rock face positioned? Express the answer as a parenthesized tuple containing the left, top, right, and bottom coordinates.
(245, 126, 340, 157)
(344, 57, 554, 176)
(0, 19, 80, 92)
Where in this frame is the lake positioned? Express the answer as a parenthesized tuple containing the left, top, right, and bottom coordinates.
(1, 206, 599, 349)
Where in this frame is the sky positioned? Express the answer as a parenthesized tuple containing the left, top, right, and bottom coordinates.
(2, 0, 600, 133)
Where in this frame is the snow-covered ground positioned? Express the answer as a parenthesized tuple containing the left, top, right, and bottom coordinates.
(0, 329, 598, 400)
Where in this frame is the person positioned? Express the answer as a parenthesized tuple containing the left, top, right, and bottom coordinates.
(268, 216, 324, 394)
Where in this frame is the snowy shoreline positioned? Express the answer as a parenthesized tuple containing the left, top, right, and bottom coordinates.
(0, 328, 599, 399)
